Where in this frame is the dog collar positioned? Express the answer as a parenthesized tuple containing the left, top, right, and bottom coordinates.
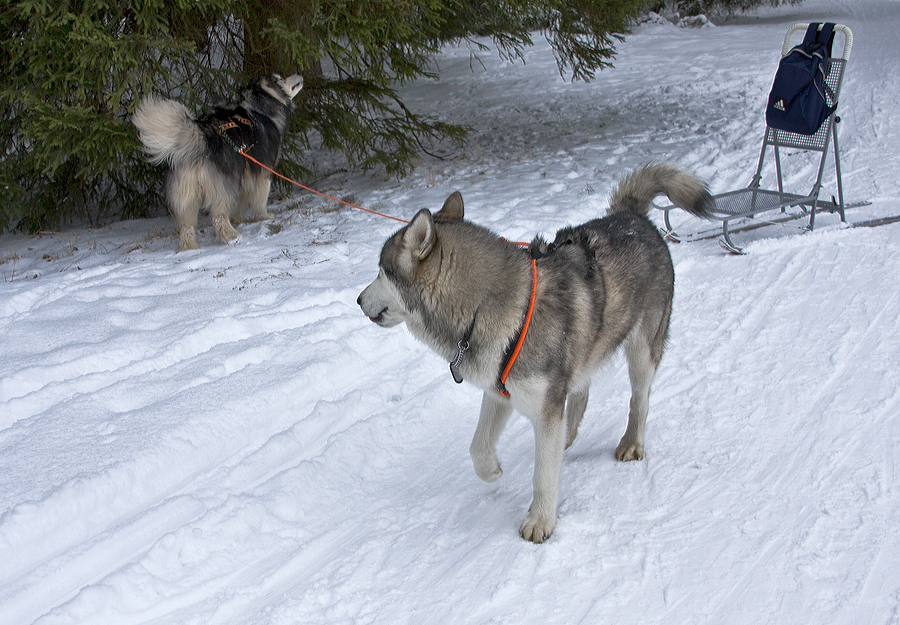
(495, 254, 538, 397)
(448, 249, 538, 395)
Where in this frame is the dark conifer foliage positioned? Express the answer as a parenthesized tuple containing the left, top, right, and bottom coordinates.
(658, 0, 802, 17)
(1, 0, 656, 231)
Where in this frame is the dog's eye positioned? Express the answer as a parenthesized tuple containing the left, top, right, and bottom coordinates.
(381, 265, 399, 283)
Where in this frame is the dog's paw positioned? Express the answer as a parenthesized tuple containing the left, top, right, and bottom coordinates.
(177, 228, 199, 252)
(564, 427, 579, 450)
(472, 455, 503, 483)
(519, 512, 557, 543)
(246, 210, 273, 223)
(614, 439, 644, 462)
(213, 216, 240, 243)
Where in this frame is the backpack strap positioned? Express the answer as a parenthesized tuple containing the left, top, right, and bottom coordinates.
(815, 23, 838, 109)
(805, 22, 836, 57)
(802, 22, 820, 44)
(803, 22, 837, 82)
(818, 23, 836, 57)
(818, 23, 837, 87)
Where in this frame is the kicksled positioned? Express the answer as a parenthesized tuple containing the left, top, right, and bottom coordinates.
(655, 23, 890, 254)
(660, 199, 896, 255)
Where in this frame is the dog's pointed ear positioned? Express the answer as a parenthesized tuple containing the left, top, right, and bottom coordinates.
(435, 191, 464, 221)
(404, 209, 436, 260)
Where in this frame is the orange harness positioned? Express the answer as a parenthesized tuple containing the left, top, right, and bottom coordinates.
(495, 256, 537, 397)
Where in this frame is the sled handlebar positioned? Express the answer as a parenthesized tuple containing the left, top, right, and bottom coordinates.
(782, 23, 853, 61)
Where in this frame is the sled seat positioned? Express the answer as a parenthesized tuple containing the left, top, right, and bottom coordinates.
(657, 23, 855, 253)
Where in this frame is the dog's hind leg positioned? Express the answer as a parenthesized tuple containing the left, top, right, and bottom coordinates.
(166, 169, 201, 252)
(564, 387, 589, 449)
(211, 205, 240, 244)
(520, 397, 567, 543)
(470, 392, 512, 483)
(206, 173, 241, 245)
(616, 332, 659, 462)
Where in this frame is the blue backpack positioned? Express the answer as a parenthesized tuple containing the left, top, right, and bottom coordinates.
(766, 22, 837, 135)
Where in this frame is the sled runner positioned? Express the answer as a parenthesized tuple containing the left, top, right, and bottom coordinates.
(659, 23, 855, 253)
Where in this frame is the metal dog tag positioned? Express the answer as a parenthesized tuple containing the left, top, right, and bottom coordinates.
(449, 340, 468, 384)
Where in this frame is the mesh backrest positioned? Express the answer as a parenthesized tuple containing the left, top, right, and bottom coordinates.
(766, 58, 846, 151)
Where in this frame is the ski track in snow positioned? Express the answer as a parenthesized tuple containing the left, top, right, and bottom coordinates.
(2, 0, 900, 623)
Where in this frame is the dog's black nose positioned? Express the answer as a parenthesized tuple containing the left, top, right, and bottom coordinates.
(356, 294, 362, 306)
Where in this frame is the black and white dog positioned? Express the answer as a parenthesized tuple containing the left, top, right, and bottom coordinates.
(133, 74, 303, 251)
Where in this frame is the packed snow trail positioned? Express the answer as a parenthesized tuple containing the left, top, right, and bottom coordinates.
(1, 0, 900, 623)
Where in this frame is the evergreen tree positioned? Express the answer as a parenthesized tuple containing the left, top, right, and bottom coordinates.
(0, 0, 228, 230)
(658, 0, 802, 17)
(0, 0, 648, 232)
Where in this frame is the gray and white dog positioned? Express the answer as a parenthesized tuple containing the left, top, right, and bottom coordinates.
(358, 164, 714, 542)
(133, 74, 303, 252)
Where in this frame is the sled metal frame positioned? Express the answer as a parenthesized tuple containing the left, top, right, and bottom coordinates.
(661, 23, 853, 253)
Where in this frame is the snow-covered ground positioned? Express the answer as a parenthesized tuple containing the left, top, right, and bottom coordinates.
(2, 0, 899, 623)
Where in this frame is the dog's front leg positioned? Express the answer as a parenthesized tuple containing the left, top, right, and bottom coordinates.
(519, 404, 566, 543)
(242, 172, 274, 223)
(470, 392, 512, 482)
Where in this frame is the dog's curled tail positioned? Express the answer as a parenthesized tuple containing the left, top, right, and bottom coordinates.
(607, 163, 714, 219)
(132, 97, 205, 167)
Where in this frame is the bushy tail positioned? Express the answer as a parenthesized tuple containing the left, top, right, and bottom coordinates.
(132, 98, 205, 167)
(607, 163, 714, 219)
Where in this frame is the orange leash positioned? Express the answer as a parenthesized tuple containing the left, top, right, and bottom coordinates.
(241, 149, 538, 395)
(239, 150, 533, 244)
(240, 149, 409, 224)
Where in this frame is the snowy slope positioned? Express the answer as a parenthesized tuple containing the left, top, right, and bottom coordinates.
(2, 0, 899, 623)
